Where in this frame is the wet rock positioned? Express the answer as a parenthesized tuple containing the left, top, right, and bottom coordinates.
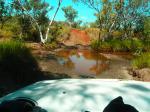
(138, 68, 150, 81)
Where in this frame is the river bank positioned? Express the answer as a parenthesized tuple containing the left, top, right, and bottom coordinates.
(26, 42, 150, 81)
(0, 42, 149, 98)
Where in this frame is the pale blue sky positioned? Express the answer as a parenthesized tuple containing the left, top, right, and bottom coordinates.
(48, 0, 97, 23)
(6, 0, 97, 22)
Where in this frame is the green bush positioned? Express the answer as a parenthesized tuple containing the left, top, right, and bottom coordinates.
(131, 38, 144, 51)
(0, 18, 22, 39)
(0, 40, 27, 59)
(122, 39, 132, 51)
(0, 17, 39, 41)
(48, 22, 71, 42)
(108, 39, 123, 52)
(132, 53, 150, 69)
(91, 40, 100, 50)
(0, 30, 14, 39)
(0, 40, 41, 85)
(143, 38, 150, 51)
(100, 41, 112, 51)
(91, 38, 148, 52)
(45, 41, 58, 49)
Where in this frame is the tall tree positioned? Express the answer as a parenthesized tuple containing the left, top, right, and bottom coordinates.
(62, 6, 78, 27)
(0, 0, 12, 29)
(13, 0, 62, 43)
(112, 0, 149, 38)
(74, 0, 149, 39)
(73, 0, 111, 40)
(12, 0, 49, 40)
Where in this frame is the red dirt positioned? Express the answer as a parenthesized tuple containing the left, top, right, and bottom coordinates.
(71, 29, 90, 44)
(64, 29, 91, 46)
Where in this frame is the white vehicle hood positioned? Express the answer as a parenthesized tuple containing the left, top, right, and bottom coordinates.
(0, 79, 150, 112)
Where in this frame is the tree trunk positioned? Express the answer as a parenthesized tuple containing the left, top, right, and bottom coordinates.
(45, 0, 62, 43)
(17, 0, 62, 44)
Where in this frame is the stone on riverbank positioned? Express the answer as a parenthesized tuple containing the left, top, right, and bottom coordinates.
(130, 68, 150, 81)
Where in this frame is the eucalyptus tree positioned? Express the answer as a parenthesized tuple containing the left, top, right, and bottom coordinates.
(73, 0, 116, 40)
(62, 6, 78, 27)
(13, 0, 62, 43)
(73, 0, 149, 39)
(0, 0, 12, 29)
(113, 0, 149, 38)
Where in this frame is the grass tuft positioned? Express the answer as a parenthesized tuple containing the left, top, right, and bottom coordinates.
(132, 53, 150, 69)
(0, 40, 41, 85)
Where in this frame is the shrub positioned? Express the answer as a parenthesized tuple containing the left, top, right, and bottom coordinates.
(0, 18, 22, 39)
(49, 22, 71, 42)
(0, 30, 13, 39)
(108, 39, 123, 51)
(91, 40, 100, 50)
(122, 39, 132, 51)
(91, 38, 148, 52)
(0, 40, 41, 85)
(0, 40, 27, 59)
(131, 38, 144, 51)
(45, 41, 58, 49)
(143, 38, 150, 51)
(100, 41, 112, 51)
(112, 31, 123, 39)
(132, 53, 150, 69)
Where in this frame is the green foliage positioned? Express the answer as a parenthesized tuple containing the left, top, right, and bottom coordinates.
(0, 40, 28, 60)
(122, 39, 132, 51)
(132, 53, 150, 69)
(91, 40, 100, 50)
(0, 17, 22, 38)
(77, 0, 149, 39)
(0, 16, 36, 40)
(62, 6, 78, 24)
(131, 38, 144, 51)
(143, 38, 150, 51)
(0, 40, 40, 84)
(48, 22, 71, 42)
(11, 0, 50, 42)
(0, 16, 42, 41)
(0, 0, 12, 29)
(91, 40, 111, 51)
(0, 30, 13, 39)
(109, 39, 123, 51)
(45, 41, 58, 49)
(91, 38, 148, 52)
(144, 17, 150, 37)
(48, 23, 63, 42)
(62, 5, 82, 28)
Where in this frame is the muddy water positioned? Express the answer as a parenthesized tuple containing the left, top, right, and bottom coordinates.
(55, 49, 133, 78)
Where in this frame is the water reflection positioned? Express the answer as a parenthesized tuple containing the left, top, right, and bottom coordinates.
(56, 50, 109, 75)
